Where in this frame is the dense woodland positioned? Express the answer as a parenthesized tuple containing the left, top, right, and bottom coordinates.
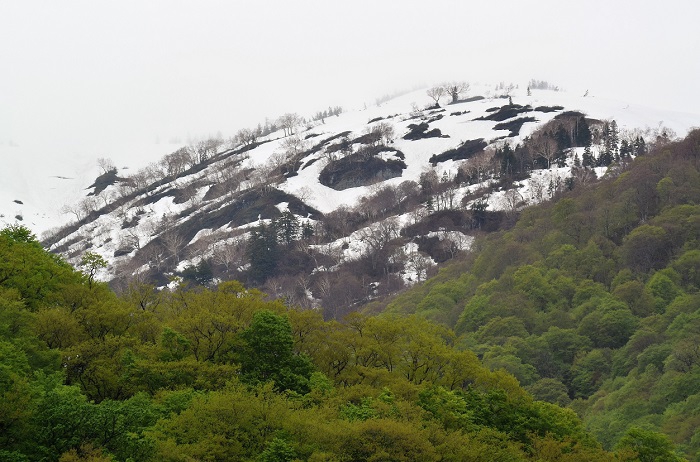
(2, 129, 699, 461)
(382, 128, 700, 460)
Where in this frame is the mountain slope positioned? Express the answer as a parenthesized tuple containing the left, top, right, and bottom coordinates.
(29, 82, 700, 310)
(384, 127, 700, 458)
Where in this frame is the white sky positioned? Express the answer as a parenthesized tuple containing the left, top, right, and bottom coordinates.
(2, 0, 699, 161)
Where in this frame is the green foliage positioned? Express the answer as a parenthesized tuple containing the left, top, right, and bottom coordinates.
(381, 130, 700, 458)
(9, 148, 700, 462)
(0, 225, 82, 311)
(258, 437, 297, 462)
(616, 427, 685, 462)
(239, 310, 315, 394)
(79, 251, 107, 289)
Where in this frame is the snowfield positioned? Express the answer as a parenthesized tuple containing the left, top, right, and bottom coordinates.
(3, 82, 700, 285)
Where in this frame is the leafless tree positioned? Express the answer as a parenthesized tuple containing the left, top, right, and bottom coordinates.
(61, 203, 83, 222)
(277, 113, 302, 137)
(503, 188, 524, 216)
(97, 157, 116, 174)
(162, 147, 193, 176)
(280, 134, 308, 156)
(419, 168, 440, 196)
(359, 185, 401, 220)
(426, 86, 445, 106)
(80, 196, 99, 218)
(94, 189, 113, 209)
(161, 229, 187, 262)
(435, 171, 459, 210)
(443, 81, 470, 104)
(408, 206, 428, 226)
(212, 239, 246, 274)
(471, 149, 496, 183)
(117, 233, 140, 254)
(530, 135, 558, 168)
(529, 175, 547, 203)
(571, 166, 597, 187)
(314, 271, 333, 301)
(373, 121, 395, 145)
(192, 137, 223, 164)
(358, 217, 401, 265)
(495, 81, 516, 96)
(406, 249, 434, 282)
(295, 186, 313, 203)
(235, 127, 258, 146)
(323, 206, 354, 240)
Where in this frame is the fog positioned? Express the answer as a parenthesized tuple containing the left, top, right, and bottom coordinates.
(2, 0, 699, 166)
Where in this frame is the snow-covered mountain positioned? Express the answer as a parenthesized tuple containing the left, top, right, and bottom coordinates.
(5, 82, 700, 308)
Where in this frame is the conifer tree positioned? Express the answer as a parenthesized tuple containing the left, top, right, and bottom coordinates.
(276, 210, 300, 246)
(582, 144, 595, 167)
(247, 223, 280, 282)
(575, 117, 592, 147)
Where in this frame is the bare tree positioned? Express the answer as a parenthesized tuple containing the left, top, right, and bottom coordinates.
(192, 137, 223, 164)
(358, 217, 401, 270)
(61, 203, 84, 222)
(323, 206, 354, 240)
(79, 196, 99, 219)
(235, 127, 258, 146)
(443, 81, 470, 104)
(163, 147, 193, 176)
(530, 135, 558, 168)
(161, 229, 187, 262)
(461, 149, 495, 184)
(426, 86, 445, 106)
(529, 175, 547, 203)
(503, 188, 524, 216)
(280, 134, 308, 156)
(434, 171, 460, 211)
(97, 157, 116, 174)
(406, 249, 434, 282)
(277, 113, 302, 137)
(212, 239, 246, 274)
(373, 121, 395, 146)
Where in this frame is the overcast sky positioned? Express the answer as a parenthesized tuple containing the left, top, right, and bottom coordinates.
(2, 0, 699, 161)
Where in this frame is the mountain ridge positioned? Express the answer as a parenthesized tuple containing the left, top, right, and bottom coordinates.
(6, 82, 698, 311)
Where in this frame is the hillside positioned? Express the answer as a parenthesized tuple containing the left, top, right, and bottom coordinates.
(2, 82, 699, 460)
(384, 128, 700, 458)
(24, 82, 700, 318)
(0, 224, 646, 461)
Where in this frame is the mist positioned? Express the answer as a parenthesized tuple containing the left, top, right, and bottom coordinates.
(2, 0, 699, 168)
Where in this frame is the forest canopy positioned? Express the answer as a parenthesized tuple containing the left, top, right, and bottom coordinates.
(3, 128, 700, 461)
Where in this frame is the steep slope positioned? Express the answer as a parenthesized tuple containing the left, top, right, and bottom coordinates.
(31, 83, 700, 312)
(384, 128, 700, 458)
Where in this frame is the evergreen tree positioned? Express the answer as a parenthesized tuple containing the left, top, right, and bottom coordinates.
(610, 120, 620, 161)
(620, 139, 632, 159)
(634, 136, 647, 156)
(471, 200, 488, 229)
(597, 149, 613, 167)
(574, 117, 592, 147)
(301, 221, 314, 241)
(247, 223, 280, 282)
(276, 210, 300, 246)
(497, 143, 516, 176)
(582, 144, 595, 167)
(554, 124, 571, 151)
(238, 310, 315, 394)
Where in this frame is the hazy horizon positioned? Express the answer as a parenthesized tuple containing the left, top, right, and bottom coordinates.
(2, 0, 699, 161)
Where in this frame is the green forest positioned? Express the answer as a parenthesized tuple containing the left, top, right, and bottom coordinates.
(384, 129, 700, 460)
(2, 129, 699, 461)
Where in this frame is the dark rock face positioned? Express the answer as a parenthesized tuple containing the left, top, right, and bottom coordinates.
(319, 148, 407, 190)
